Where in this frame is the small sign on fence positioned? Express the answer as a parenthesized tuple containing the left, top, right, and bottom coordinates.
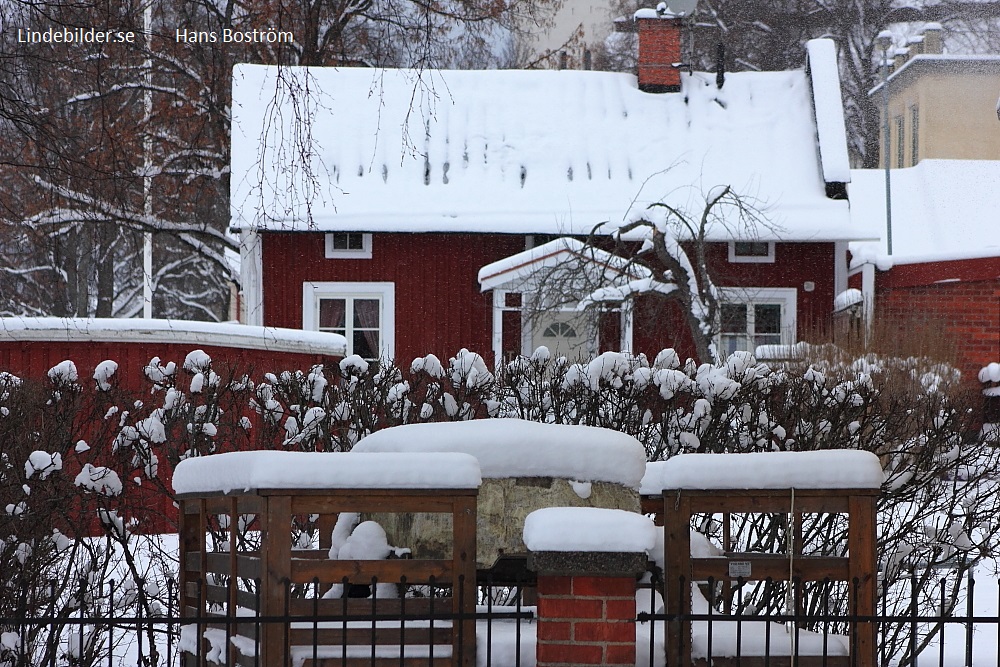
(728, 560, 752, 579)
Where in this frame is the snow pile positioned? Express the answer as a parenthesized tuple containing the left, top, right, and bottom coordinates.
(833, 288, 863, 313)
(74, 464, 124, 496)
(172, 451, 482, 494)
(523, 507, 656, 552)
(24, 451, 62, 480)
(980, 363, 1000, 397)
(47, 360, 77, 385)
(93, 360, 118, 391)
(353, 418, 646, 487)
(641, 450, 884, 493)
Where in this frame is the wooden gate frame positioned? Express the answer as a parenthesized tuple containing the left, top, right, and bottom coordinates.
(178, 486, 478, 667)
(642, 487, 878, 667)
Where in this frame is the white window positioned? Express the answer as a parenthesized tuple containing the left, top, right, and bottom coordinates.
(728, 241, 775, 264)
(718, 287, 796, 357)
(324, 233, 372, 259)
(302, 282, 395, 360)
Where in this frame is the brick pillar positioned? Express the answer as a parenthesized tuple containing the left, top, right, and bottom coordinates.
(530, 551, 647, 667)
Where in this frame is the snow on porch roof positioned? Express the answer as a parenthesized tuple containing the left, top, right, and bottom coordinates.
(478, 237, 647, 291)
(230, 48, 857, 241)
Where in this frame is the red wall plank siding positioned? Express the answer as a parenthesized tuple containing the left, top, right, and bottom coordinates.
(704, 241, 837, 337)
(262, 232, 526, 364)
(263, 233, 837, 364)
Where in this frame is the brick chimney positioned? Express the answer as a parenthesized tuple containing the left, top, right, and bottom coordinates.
(636, 13, 683, 93)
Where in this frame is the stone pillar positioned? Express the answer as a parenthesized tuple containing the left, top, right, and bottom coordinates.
(524, 507, 655, 667)
(529, 551, 647, 666)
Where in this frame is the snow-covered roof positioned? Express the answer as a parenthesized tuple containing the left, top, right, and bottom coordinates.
(0, 317, 347, 356)
(640, 450, 884, 493)
(478, 237, 647, 291)
(231, 49, 857, 241)
(172, 451, 482, 494)
(353, 418, 647, 487)
(848, 160, 1000, 268)
(523, 507, 656, 552)
(870, 54, 1000, 96)
(806, 40, 852, 184)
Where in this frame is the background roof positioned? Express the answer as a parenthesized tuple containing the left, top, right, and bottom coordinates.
(849, 160, 1000, 268)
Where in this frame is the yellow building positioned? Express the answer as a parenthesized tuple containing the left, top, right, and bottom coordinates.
(872, 27, 1000, 167)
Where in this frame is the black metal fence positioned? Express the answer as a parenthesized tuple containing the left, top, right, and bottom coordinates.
(3, 573, 1000, 667)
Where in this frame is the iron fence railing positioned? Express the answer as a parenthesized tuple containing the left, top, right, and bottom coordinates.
(3, 572, 1000, 667)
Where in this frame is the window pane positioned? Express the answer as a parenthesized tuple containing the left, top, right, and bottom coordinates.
(721, 333, 747, 355)
(721, 304, 747, 334)
(754, 333, 781, 348)
(353, 331, 378, 360)
(331, 232, 364, 250)
(754, 304, 782, 335)
(734, 242, 770, 257)
(353, 299, 380, 328)
(319, 299, 346, 329)
(543, 322, 577, 338)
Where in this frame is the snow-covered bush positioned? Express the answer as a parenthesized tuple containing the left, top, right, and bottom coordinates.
(0, 346, 993, 665)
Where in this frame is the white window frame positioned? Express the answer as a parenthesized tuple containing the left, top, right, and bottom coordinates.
(324, 233, 373, 259)
(717, 287, 797, 355)
(302, 281, 395, 359)
(728, 241, 775, 264)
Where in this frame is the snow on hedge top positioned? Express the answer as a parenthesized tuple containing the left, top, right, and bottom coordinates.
(641, 451, 884, 494)
(231, 59, 856, 240)
(172, 451, 482, 494)
(0, 317, 346, 356)
(523, 507, 656, 552)
(353, 419, 647, 488)
(849, 160, 1000, 267)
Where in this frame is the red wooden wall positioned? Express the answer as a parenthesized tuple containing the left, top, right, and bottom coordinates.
(262, 232, 526, 364)
(262, 232, 838, 365)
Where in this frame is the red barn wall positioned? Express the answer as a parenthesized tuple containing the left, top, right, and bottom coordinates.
(0, 340, 342, 536)
(0, 342, 340, 389)
(263, 233, 838, 364)
(875, 276, 1000, 383)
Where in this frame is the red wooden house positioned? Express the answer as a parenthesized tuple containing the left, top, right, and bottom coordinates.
(848, 160, 1000, 384)
(231, 18, 866, 366)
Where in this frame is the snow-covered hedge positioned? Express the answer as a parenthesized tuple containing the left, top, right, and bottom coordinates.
(0, 345, 995, 664)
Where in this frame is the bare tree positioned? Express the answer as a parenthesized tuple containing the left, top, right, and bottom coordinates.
(0, 0, 558, 320)
(530, 185, 774, 364)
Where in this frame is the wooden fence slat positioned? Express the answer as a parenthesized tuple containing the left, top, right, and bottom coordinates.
(287, 597, 453, 617)
(690, 556, 851, 582)
(288, 626, 452, 646)
(290, 559, 453, 585)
